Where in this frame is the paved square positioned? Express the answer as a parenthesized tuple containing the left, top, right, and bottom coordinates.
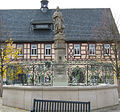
(0, 97, 28, 112)
(0, 97, 120, 112)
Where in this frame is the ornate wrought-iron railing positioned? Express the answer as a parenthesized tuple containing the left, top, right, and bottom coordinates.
(66, 62, 114, 86)
(6, 61, 114, 86)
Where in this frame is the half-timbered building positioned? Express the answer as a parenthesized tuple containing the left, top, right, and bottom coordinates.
(0, 0, 119, 62)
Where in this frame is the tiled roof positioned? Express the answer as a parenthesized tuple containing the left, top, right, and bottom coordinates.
(0, 8, 119, 42)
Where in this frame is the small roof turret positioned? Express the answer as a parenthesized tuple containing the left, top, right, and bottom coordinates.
(41, 0, 49, 13)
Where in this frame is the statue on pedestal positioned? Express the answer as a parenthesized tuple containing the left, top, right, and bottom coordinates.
(53, 7, 65, 35)
(52, 7, 67, 86)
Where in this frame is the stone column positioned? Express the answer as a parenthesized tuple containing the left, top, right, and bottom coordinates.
(53, 7, 68, 86)
(53, 33, 67, 86)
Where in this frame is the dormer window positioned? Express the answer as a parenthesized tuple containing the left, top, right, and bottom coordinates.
(34, 24, 50, 30)
(31, 20, 52, 30)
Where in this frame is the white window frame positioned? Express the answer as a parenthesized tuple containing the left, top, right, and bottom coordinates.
(74, 44, 80, 56)
(0, 44, 4, 50)
(104, 44, 111, 56)
(31, 44, 37, 56)
(89, 44, 96, 55)
(17, 44, 23, 56)
(119, 50, 120, 60)
(45, 44, 51, 56)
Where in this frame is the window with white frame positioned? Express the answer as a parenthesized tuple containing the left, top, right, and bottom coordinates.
(0, 44, 4, 50)
(17, 44, 23, 56)
(104, 44, 110, 56)
(89, 44, 95, 55)
(74, 44, 80, 56)
(45, 44, 51, 56)
(119, 50, 120, 60)
(31, 44, 37, 56)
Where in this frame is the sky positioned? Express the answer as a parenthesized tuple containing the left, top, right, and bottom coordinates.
(0, 0, 120, 30)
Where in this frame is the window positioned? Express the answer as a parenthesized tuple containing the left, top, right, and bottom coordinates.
(74, 44, 80, 56)
(35, 24, 50, 29)
(17, 44, 23, 56)
(104, 44, 110, 56)
(89, 44, 95, 55)
(45, 44, 51, 56)
(0, 44, 4, 49)
(31, 20, 52, 30)
(119, 50, 120, 60)
(31, 44, 37, 56)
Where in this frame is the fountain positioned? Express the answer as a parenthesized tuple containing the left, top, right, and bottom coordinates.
(2, 7, 119, 110)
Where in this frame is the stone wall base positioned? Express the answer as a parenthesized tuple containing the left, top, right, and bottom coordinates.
(118, 79, 120, 98)
(3, 85, 119, 110)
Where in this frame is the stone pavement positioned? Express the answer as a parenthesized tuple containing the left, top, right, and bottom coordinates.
(0, 97, 120, 112)
(0, 97, 29, 112)
(92, 99, 120, 112)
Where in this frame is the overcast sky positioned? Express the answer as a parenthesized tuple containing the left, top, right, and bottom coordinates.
(0, 0, 120, 30)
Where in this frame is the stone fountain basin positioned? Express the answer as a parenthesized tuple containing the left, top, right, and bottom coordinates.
(3, 84, 119, 110)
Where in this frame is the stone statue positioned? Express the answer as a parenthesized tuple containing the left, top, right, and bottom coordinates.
(53, 7, 65, 34)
